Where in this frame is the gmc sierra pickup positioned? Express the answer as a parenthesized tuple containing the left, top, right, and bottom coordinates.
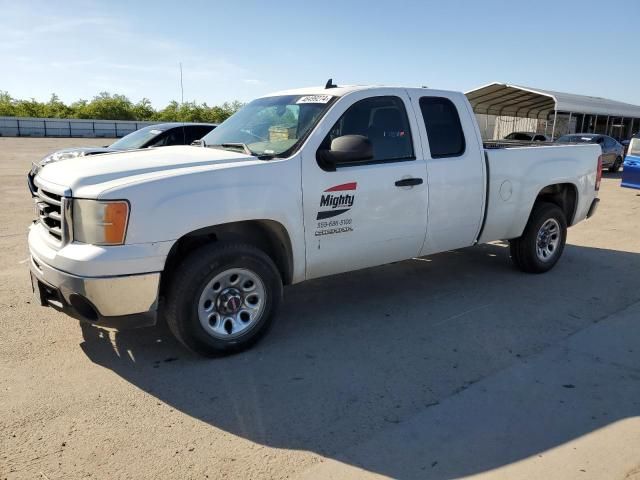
(28, 84, 602, 356)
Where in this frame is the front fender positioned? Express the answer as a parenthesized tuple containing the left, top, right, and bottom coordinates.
(99, 157, 306, 282)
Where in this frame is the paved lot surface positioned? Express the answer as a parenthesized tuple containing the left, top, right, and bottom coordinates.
(1, 137, 639, 479)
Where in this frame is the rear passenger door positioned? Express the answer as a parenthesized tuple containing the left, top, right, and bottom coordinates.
(408, 92, 486, 255)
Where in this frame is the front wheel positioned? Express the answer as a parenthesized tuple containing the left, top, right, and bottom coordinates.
(164, 243, 283, 356)
(509, 202, 567, 273)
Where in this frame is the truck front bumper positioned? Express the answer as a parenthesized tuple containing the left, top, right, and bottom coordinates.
(29, 253, 160, 329)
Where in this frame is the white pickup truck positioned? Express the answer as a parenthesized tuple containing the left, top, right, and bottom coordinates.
(28, 84, 602, 356)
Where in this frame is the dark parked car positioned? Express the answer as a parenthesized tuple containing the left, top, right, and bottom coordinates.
(504, 131, 550, 142)
(555, 133, 624, 172)
(28, 123, 217, 193)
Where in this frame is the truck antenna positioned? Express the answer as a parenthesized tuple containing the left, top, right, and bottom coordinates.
(325, 78, 337, 89)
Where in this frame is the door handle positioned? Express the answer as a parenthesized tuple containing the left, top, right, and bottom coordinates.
(395, 178, 423, 187)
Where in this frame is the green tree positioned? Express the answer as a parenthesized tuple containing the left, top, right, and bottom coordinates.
(153, 100, 180, 122)
(0, 91, 15, 116)
(133, 98, 155, 120)
(81, 92, 135, 120)
(0, 91, 243, 122)
(14, 98, 46, 118)
(43, 94, 72, 118)
(69, 99, 89, 118)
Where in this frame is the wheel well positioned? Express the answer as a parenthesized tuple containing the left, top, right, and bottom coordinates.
(160, 220, 294, 298)
(534, 183, 578, 225)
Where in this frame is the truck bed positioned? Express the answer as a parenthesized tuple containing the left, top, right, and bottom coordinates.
(478, 143, 600, 244)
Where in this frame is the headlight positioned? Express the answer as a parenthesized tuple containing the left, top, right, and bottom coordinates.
(40, 150, 85, 167)
(73, 199, 130, 245)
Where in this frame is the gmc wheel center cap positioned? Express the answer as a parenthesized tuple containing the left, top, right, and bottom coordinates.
(217, 288, 242, 314)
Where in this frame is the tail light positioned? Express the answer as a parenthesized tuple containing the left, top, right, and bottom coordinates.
(595, 155, 603, 191)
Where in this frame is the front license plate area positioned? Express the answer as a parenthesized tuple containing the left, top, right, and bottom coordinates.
(31, 272, 61, 307)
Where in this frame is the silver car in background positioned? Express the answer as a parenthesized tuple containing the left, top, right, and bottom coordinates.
(556, 133, 624, 172)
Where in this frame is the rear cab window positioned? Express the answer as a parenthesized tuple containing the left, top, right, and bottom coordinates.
(418, 97, 466, 158)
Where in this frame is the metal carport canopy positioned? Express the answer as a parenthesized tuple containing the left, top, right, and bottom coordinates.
(465, 82, 640, 119)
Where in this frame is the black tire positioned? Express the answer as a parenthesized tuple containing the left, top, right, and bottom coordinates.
(164, 242, 283, 356)
(509, 202, 567, 273)
(609, 156, 622, 173)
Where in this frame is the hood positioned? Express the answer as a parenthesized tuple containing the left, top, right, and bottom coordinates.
(36, 146, 116, 168)
(36, 145, 255, 197)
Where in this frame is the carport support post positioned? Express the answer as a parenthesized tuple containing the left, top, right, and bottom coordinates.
(605, 116, 610, 136)
(593, 115, 598, 134)
(551, 110, 558, 140)
(580, 114, 586, 133)
(567, 112, 573, 135)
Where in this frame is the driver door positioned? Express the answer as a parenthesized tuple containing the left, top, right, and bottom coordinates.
(300, 90, 429, 279)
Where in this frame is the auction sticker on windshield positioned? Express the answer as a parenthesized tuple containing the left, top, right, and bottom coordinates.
(297, 95, 333, 104)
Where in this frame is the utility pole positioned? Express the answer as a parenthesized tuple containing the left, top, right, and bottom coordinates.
(176, 62, 184, 124)
(179, 62, 184, 105)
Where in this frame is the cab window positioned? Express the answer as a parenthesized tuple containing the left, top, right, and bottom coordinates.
(185, 125, 215, 144)
(148, 129, 181, 147)
(419, 97, 466, 158)
(320, 96, 414, 165)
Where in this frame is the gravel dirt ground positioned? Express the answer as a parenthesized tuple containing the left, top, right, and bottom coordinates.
(1, 137, 639, 480)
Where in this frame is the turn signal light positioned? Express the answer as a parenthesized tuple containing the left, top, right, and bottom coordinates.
(73, 199, 130, 245)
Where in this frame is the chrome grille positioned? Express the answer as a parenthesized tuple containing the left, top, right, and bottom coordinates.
(35, 188, 65, 242)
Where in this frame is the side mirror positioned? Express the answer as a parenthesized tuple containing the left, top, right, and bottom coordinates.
(316, 135, 373, 171)
(191, 139, 205, 147)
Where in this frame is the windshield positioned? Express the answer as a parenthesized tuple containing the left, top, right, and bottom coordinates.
(110, 125, 166, 150)
(556, 134, 598, 143)
(201, 94, 336, 157)
(629, 138, 640, 156)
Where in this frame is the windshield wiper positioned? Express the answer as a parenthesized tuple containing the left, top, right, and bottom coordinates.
(208, 143, 277, 160)
(208, 143, 255, 156)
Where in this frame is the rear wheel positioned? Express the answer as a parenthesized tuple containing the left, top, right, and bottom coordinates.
(609, 156, 622, 173)
(509, 202, 567, 273)
(164, 243, 283, 356)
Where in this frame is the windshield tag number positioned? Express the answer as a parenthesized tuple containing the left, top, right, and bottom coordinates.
(297, 95, 332, 104)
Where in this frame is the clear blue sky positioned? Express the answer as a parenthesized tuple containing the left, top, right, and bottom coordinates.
(2, 0, 639, 107)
